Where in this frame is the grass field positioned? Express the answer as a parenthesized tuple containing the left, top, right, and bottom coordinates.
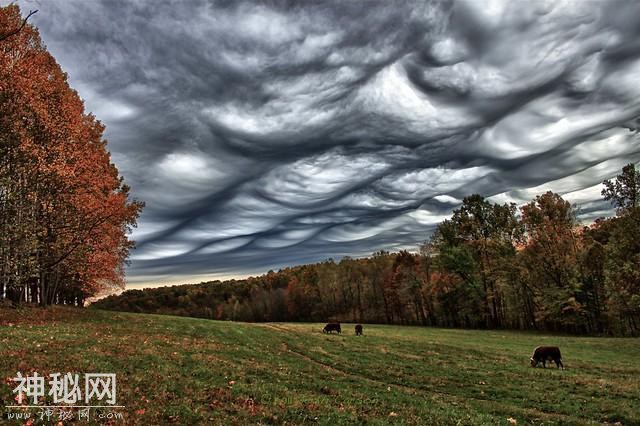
(1, 307, 639, 425)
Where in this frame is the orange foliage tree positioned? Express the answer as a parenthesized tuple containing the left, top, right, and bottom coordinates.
(0, 5, 143, 305)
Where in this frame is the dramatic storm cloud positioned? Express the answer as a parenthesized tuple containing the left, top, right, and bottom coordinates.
(16, 0, 640, 286)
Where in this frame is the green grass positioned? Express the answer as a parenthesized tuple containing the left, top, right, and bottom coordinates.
(1, 307, 639, 425)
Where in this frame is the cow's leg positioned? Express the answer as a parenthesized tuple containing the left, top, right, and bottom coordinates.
(542, 360, 546, 368)
(557, 359, 564, 370)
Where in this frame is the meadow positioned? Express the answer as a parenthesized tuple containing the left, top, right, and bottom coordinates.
(1, 307, 639, 425)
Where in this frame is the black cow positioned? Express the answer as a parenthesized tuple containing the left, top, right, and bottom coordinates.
(323, 322, 341, 334)
(355, 324, 363, 336)
(530, 346, 564, 369)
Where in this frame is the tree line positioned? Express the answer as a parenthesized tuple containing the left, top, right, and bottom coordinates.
(1, 6, 142, 306)
(95, 164, 640, 336)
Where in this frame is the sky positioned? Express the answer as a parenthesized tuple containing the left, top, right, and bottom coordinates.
(10, 0, 640, 288)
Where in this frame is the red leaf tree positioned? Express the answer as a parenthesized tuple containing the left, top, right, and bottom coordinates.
(0, 5, 143, 305)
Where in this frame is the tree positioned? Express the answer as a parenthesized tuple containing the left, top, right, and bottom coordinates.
(602, 209, 640, 334)
(369, 251, 394, 323)
(391, 251, 426, 324)
(0, 8, 35, 42)
(519, 192, 584, 332)
(432, 195, 521, 328)
(602, 163, 640, 212)
(1, 5, 142, 305)
(576, 224, 607, 333)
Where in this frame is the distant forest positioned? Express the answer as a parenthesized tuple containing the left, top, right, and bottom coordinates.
(95, 164, 640, 336)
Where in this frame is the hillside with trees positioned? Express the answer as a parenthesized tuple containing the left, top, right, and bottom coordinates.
(95, 164, 640, 336)
(0, 5, 142, 306)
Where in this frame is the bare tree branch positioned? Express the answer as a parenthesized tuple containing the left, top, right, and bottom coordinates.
(0, 9, 38, 42)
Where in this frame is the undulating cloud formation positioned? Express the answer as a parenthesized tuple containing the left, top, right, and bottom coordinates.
(16, 0, 640, 286)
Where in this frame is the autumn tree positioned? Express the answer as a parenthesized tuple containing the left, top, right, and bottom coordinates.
(388, 251, 425, 324)
(369, 251, 394, 322)
(519, 192, 585, 331)
(0, 5, 142, 305)
(0, 8, 35, 42)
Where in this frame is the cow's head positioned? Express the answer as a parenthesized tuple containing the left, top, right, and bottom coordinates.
(530, 357, 537, 367)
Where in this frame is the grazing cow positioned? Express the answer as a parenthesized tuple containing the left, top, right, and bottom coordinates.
(530, 346, 564, 369)
(323, 322, 341, 334)
(355, 324, 363, 336)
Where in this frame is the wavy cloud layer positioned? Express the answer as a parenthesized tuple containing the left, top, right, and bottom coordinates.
(20, 0, 640, 285)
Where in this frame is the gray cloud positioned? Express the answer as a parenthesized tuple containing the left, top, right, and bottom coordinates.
(14, 0, 640, 285)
